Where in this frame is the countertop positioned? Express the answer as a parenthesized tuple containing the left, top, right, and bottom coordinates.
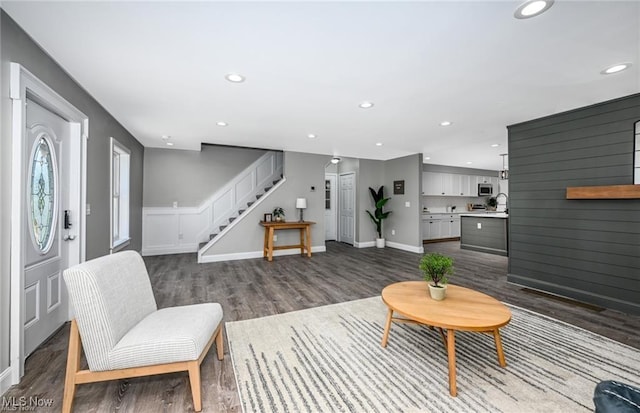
(459, 213, 509, 219)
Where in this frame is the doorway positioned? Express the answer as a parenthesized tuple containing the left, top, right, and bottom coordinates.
(338, 172, 356, 245)
(324, 173, 337, 241)
(10, 63, 88, 381)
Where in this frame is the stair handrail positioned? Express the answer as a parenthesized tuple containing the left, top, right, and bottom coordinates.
(194, 151, 283, 242)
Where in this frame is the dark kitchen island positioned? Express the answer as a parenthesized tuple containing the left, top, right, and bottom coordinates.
(460, 213, 508, 256)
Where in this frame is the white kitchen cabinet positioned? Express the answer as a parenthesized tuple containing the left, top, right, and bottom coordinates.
(459, 175, 472, 196)
(422, 215, 443, 239)
(450, 217, 461, 237)
(423, 172, 499, 197)
(423, 172, 445, 195)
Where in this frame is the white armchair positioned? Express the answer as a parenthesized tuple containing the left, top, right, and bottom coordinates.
(62, 250, 223, 412)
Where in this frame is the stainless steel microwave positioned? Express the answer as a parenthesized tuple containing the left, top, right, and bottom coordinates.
(478, 183, 493, 196)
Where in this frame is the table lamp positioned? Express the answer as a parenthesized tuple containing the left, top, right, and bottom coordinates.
(296, 198, 307, 222)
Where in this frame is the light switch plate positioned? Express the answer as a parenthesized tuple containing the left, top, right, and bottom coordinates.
(405, 201, 410, 207)
(477, 222, 482, 229)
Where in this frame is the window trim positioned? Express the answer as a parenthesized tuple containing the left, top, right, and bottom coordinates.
(110, 137, 131, 252)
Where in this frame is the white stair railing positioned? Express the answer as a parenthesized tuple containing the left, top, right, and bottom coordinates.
(141, 151, 283, 256)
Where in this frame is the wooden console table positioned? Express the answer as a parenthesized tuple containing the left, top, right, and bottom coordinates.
(260, 221, 315, 262)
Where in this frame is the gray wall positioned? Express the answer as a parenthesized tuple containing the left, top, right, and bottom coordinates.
(507, 93, 640, 314)
(143, 145, 267, 207)
(0, 11, 144, 372)
(423, 163, 499, 177)
(383, 154, 423, 248)
(358, 159, 385, 243)
(203, 151, 328, 255)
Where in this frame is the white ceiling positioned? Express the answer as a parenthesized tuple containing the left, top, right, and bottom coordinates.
(3, 1, 639, 170)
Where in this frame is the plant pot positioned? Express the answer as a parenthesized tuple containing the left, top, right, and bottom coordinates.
(275, 217, 283, 222)
(376, 238, 385, 248)
(428, 284, 447, 301)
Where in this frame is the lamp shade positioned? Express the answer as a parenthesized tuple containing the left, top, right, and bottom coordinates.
(296, 198, 307, 209)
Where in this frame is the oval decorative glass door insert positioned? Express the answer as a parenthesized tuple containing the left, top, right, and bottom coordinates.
(29, 135, 57, 253)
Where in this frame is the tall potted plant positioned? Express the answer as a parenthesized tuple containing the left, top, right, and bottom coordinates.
(366, 186, 392, 248)
(419, 252, 454, 300)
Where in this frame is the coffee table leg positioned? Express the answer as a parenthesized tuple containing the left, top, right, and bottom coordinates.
(493, 329, 507, 367)
(381, 308, 393, 348)
(447, 329, 457, 397)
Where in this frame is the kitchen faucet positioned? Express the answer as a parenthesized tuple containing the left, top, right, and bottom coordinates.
(495, 192, 509, 213)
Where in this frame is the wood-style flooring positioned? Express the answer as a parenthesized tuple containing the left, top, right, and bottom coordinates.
(4, 241, 640, 412)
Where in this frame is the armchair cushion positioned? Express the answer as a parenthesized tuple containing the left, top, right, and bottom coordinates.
(109, 303, 223, 370)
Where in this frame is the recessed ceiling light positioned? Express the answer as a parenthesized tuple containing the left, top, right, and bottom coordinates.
(359, 101, 374, 109)
(466, 161, 473, 165)
(166, 142, 174, 146)
(514, 0, 554, 19)
(376, 142, 383, 146)
(307, 134, 317, 139)
(424, 156, 431, 160)
(601, 63, 632, 75)
(330, 157, 341, 164)
(225, 73, 245, 83)
(491, 143, 500, 147)
(440, 121, 452, 127)
(161, 135, 170, 140)
(216, 121, 228, 127)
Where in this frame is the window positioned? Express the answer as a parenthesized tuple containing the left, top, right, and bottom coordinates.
(110, 138, 130, 251)
(635, 121, 639, 184)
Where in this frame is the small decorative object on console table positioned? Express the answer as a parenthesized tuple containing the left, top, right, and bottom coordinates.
(272, 207, 285, 222)
(296, 198, 307, 222)
(419, 252, 454, 300)
(486, 197, 498, 211)
(366, 186, 392, 248)
(263, 213, 272, 222)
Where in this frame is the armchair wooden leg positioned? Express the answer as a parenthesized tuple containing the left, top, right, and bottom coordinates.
(187, 361, 202, 412)
(216, 324, 224, 361)
(62, 320, 81, 413)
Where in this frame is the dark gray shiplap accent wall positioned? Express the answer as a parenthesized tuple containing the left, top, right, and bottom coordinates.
(507, 93, 640, 314)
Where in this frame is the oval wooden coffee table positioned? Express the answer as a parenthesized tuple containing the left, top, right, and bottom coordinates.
(381, 281, 512, 397)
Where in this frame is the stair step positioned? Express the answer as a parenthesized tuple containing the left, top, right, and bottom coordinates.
(256, 193, 263, 200)
(238, 209, 246, 215)
(198, 242, 207, 250)
(273, 179, 280, 185)
(209, 233, 217, 240)
(247, 201, 254, 207)
(264, 186, 272, 192)
(219, 225, 227, 231)
(229, 217, 236, 223)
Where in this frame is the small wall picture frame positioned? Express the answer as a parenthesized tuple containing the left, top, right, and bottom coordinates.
(394, 180, 405, 195)
(264, 213, 272, 222)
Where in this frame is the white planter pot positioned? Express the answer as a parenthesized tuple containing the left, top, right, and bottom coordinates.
(428, 284, 447, 301)
(376, 238, 385, 248)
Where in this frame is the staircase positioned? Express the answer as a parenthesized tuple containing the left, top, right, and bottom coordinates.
(197, 151, 284, 261)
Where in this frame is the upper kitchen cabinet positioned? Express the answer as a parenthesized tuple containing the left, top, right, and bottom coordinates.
(423, 172, 498, 196)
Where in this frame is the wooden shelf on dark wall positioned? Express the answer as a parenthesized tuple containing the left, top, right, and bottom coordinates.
(566, 184, 640, 199)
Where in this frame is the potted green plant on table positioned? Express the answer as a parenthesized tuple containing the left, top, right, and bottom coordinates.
(419, 252, 454, 300)
(366, 186, 392, 248)
(273, 207, 285, 222)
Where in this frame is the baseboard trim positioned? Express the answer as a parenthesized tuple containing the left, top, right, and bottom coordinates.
(354, 241, 375, 248)
(386, 241, 424, 254)
(1, 366, 13, 396)
(199, 246, 326, 263)
(141, 245, 198, 256)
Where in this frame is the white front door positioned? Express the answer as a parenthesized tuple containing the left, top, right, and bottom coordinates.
(23, 99, 70, 356)
(338, 172, 355, 245)
(324, 174, 337, 241)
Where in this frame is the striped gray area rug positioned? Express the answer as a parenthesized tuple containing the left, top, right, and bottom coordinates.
(226, 297, 640, 413)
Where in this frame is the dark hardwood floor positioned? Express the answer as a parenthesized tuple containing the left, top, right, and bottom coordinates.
(5, 241, 640, 412)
